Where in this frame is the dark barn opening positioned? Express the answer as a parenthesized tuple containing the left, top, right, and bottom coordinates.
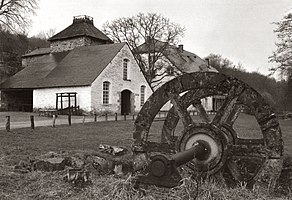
(1, 89, 33, 112)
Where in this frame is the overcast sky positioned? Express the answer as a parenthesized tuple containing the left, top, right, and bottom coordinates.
(29, 0, 292, 76)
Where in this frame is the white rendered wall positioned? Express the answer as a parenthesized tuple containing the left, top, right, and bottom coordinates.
(33, 86, 92, 111)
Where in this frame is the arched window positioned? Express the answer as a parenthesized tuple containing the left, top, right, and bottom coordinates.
(123, 59, 129, 80)
(103, 81, 110, 104)
(140, 85, 146, 106)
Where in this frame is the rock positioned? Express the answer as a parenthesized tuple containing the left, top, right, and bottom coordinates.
(32, 157, 72, 171)
(71, 157, 84, 168)
(14, 157, 33, 173)
(99, 144, 127, 156)
(113, 164, 123, 176)
(112, 146, 127, 156)
(92, 156, 111, 174)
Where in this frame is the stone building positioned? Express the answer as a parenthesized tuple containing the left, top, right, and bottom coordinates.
(134, 38, 222, 111)
(0, 16, 152, 114)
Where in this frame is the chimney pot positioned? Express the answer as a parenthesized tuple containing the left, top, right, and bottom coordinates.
(178, 44, 183, 52)
(73, 15, 93, 25)
(205, 58, 210, 66)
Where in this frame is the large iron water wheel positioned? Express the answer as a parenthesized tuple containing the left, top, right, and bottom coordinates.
(133, 72, 283, 191)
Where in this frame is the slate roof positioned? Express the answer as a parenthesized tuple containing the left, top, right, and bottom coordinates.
(22, 47, 51, 57)
(48, 17, 113, 43)
(0, 43, 126, 89)
(134, 40, 217, 73)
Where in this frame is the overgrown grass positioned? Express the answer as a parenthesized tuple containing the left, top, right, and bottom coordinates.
(0, 115, 291, 199)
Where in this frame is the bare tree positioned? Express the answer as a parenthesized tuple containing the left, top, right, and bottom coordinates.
(0, 0, 38, 32)
(269, 11, 292, 110)
(35, 28, 56, 39)
(103, 13, 185, 84)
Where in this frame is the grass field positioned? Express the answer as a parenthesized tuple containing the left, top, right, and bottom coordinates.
(0, 114, 291, 199)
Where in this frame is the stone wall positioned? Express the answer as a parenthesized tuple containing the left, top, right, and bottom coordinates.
(50, 37, 104, 53)
(91, 44, 152, 114)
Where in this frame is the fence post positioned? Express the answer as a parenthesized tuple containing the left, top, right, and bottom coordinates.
(30, 115, 35, 130)
(132, 114, 135, 120)
(105, 113, 108, 121)
(94, 114, 97, 122)
(115, 113, 118, 121)
(124, 114, 126, 121)
(68, 114, 71, 126)
(5, 116, 10, 132)
(82, 115, 85, 125)
(52, 114, 56, 128)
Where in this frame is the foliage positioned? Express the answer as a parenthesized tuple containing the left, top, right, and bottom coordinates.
(205, 53, 287, 111)
(103, 12, 185, 84)
(0, 29, 49, 82)
(0, 0, 38, 33)
(269, 11, 292, 110)
(269, 11, 292, 79)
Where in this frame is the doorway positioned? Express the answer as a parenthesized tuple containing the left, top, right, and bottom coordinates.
(121, 90, 132, 115)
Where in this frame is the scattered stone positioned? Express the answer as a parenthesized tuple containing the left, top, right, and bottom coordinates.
(14, 157, 33, 173)
(113, 164, 123, 176)
(32, 157, 72, 172)
(99, 144, 127, 156)
(71, 157, 84, 168)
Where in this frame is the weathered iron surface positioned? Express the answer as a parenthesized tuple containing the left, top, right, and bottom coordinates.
(133, 72, 283, 192)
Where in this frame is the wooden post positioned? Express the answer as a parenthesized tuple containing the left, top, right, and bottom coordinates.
(124, 114, 126, 121)
(60, 93, 63, 110)
(30, 115, 35, 130)
(74, 93, 77, 115)
(115, 113, 118, 121)
(82, 115, 85, 124)
(94, 114, 97, 122)
(56, 93, 58, 110)
(52, 114, 56, 128)
(132, 114, 135, 120)
(5, 116, 10, 132)
(68, 114, 71, 126)
(105, 113, 108, 121)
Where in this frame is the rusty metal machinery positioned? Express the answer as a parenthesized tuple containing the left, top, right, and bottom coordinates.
(132, 72, 283, 191)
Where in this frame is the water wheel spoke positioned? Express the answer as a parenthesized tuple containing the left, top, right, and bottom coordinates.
(212, 86, 245, 127)
(225, 104, 242, 127)
(226, 159, 243, 181)
(228, 144, 271, 159)
(161, 108, 179, 143)
(170, 94, 194, 127)
(192, 100, 211, 123)
(236, 138, 265, 146)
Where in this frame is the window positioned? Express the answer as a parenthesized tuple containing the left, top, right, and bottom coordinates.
(123, 59, 129, 80)
(103, 81, 110, 104)
(140, 85, 146, 106)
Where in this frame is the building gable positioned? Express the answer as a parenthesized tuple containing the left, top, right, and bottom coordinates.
(90, 44, 152, 112)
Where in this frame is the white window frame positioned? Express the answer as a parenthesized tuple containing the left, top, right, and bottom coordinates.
(103, 81, 110, 105)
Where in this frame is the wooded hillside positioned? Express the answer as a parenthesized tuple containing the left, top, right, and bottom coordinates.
(0, 30, 49, 82)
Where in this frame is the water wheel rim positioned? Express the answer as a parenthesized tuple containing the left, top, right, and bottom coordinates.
(133, 72, 283, 191)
